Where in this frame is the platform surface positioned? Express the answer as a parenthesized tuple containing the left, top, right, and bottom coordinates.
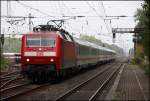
(114, 64, 149, 100)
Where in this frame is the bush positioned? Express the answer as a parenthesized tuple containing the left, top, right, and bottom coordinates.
(144, 64, 150, 76)
(0, 55, 10, 70)
(0, 47, 10, 70)
(130, 57, 142, 65)
(130, 56, 150, 75)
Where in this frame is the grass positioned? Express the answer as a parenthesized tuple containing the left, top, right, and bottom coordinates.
(0, 47, 10, 71)
(143, 64, 150, 76)
(3, 37, 21, 53)
(130, 57, 141, 65)
(130, 57, 150, 76)
(0, 55, 10, 70)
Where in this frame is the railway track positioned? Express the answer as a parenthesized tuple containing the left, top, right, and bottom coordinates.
(0, 74, 24, 89)
(0, 62, 121, 101)
(0, 71, 20, 78)
(0, 63, 21, 76)
(0, 63, 115, 101)
(0, 67, 22, 88)
(0, 81, 50, 101)
(54, 63, 122, 101)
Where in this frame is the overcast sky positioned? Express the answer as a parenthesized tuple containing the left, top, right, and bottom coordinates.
(1, 1, 143, 54)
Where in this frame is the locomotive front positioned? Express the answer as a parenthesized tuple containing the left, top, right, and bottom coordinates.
(21, 33, 61, 82)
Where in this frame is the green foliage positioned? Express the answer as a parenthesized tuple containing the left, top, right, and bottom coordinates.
(144, 64, 150, 76)
(3, 37, 21, 53)
(136, 47, 144, 59)
(80, 34, 103, 46)
(0, 55, 10, 70)
(134, 0, 150, 59)
(0, 37, 20, 70)
(130, 56, 141, 65)
(134, 0, 150, 75)
(130, 58, 137, 65)
(0, 47, 10, 70)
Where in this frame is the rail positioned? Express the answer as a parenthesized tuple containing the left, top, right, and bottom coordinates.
(54, 63, 121, 101)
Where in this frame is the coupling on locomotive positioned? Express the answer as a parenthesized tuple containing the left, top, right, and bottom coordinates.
(21, 24, 116, 83)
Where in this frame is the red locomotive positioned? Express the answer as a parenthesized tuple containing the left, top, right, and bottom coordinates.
(21, 25, 116, 82)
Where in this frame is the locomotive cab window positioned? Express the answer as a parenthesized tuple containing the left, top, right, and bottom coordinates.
(26, 36, 56, 47)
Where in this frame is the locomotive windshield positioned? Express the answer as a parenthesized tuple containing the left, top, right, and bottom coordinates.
(26, 36, 56, 47)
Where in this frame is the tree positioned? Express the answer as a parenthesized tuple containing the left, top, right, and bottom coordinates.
(134, 0, 150, 60)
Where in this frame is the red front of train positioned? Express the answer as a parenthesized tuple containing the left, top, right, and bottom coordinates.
(21, 32, 62, 81)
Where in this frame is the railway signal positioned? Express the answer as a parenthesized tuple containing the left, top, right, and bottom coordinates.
(112, 28, 144, 57)
(113, 33, 116, 39)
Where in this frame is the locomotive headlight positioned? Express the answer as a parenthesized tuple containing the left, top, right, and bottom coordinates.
(26, 58, 30, 62)
(50, 59, 54, 62)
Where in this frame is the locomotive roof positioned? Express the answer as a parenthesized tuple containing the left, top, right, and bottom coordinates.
(74, 38, 116, 54)
(33, 25, 71, 35)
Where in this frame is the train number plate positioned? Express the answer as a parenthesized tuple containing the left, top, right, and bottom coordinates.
(37, 52, 43, 56)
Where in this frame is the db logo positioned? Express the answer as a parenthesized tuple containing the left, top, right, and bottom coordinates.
(37, 52, 43, 56)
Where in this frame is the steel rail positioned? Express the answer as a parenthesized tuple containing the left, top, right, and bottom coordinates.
(1, 63, 115, 101)
(0, 83, 51, 101)
(0, 78, 11, 82)
(0, 71, 20, 78)
(54, 63, 118, 101)
(0, 83, 29, 92)
(0, 74, 21, 80)
(0, 75, 23, 89)
(89, 64, 122, 101)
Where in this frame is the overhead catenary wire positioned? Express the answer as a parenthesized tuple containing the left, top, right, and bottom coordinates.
(58, 1, 65, 18)
(1, 15, 134, 19)
(54, 1, 83, 35)
(16, 1, 57, 19)
(85, 1, 111, 34)
(100, 2, 112, 33)
(61, 1, 74, 15)
(65, 22, 82, 35)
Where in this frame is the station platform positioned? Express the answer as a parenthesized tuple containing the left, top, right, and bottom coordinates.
(106, 64, 149, 101)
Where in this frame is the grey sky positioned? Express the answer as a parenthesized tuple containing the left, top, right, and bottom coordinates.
(1, 1, 143, 54)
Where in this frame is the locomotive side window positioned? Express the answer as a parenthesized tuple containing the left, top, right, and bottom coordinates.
(26, 36, 56, 47)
